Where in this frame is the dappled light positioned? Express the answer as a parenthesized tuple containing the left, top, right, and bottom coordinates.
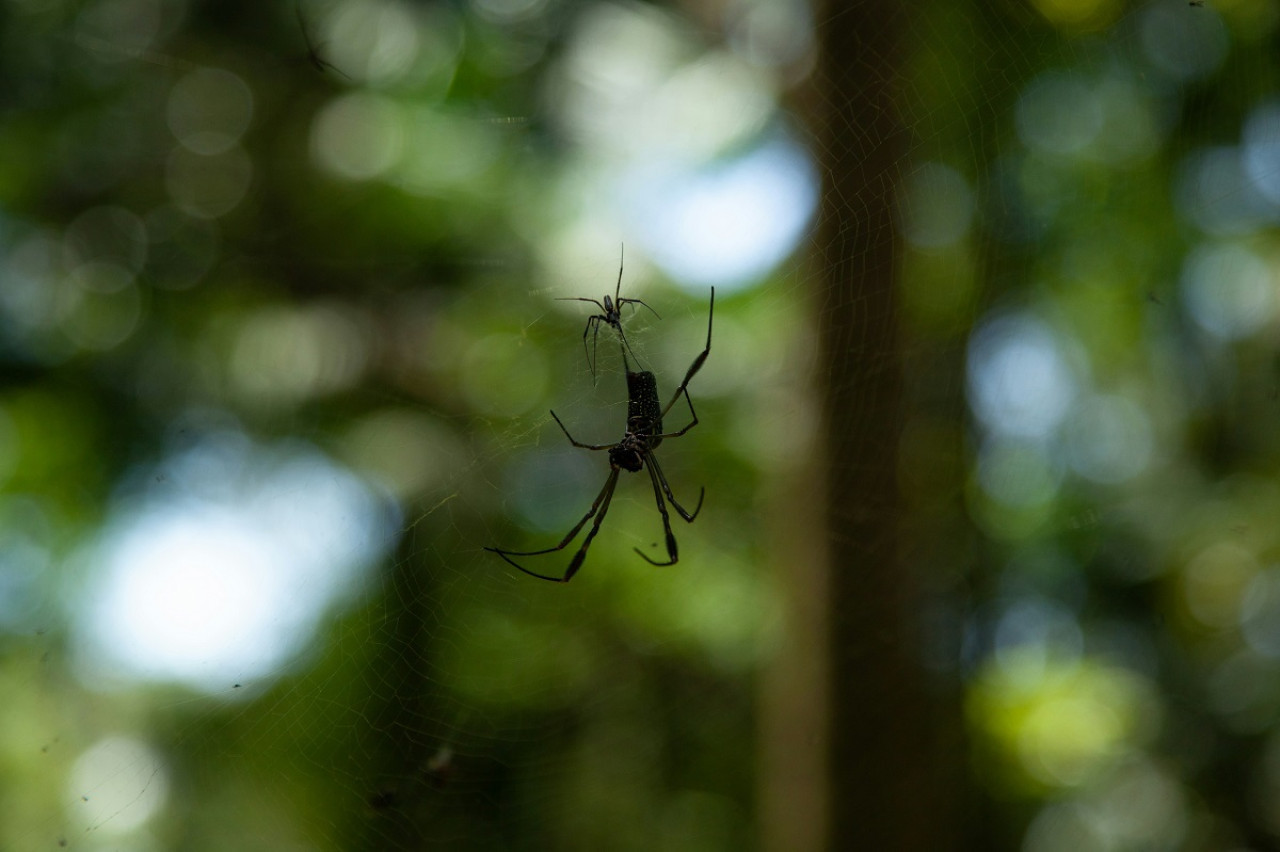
(73, 432, 397, 691)
(970, 649, 1155, 790)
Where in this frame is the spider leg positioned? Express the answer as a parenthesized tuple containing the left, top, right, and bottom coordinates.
(486, 468, 621, 582)
(614, 243, 625, 302)
(311, 53, 351, 79)
(584, 315, 603, 379)
(297, 3, 351, 79)
(555, 298, 609, 311)
(634, 460, 680, 566)
(659, 287, 714, 420)
(550, 410, 617, 451)
(646, 453, 703, 522)
(652, 388, 698, 440)
(296, 3, 317, 54)
(555, 298, 612, 380)
(617, 297, 661, 321)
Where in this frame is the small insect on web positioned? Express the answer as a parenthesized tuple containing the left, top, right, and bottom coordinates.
(558, 245, 661, 382)
(486, 288, 714, 582)
(296, 3, 350, 79)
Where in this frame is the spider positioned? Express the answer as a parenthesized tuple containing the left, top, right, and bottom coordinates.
(486, 288, 714, 582)
(558, 245, 660, 382)
(296, 4, 350, 79)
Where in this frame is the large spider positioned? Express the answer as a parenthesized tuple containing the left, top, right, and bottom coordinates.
(487, 288, 714, 582)
(557, 245, 660, 382)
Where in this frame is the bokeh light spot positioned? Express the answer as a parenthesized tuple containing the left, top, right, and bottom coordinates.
(968, 314, 1077, 439)
(1181, 242, 1275, 341)
(631, 139, 816, 291)
(167, 67, 254, 155)
(75, 433, 397, 691)
(68, 736, 168, 834)
(311, 92, 404, 180)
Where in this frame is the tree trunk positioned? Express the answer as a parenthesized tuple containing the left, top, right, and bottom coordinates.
(814, 4, 960, 850)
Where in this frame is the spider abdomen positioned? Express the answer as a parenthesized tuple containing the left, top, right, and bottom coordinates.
(626, 369, 664, 443)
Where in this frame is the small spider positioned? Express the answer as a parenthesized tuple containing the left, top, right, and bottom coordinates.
(558, 245, 660, 381)
(487, 288, 714, 582)
(297, 4, 350, 79)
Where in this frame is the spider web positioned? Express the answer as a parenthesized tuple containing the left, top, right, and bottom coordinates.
(5, 0, 1274, 850)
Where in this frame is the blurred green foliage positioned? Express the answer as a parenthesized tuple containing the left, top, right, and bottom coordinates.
(10, 0, 1280, 850)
